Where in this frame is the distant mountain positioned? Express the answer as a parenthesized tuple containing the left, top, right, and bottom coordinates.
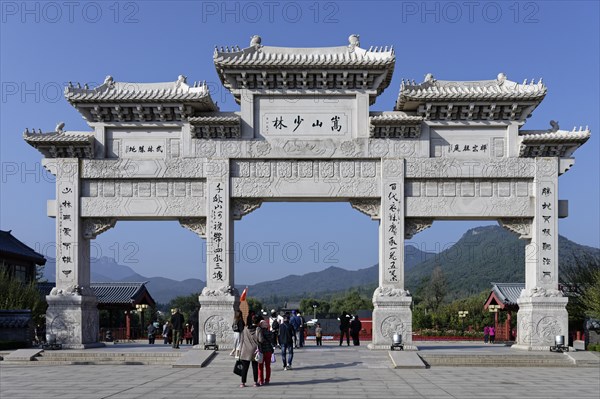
(39, 228, 599, 305)
(42, 256, 205, 305)
(245, 244, 435, 299)
(404, 225, 600, 300)
(43, 256, 145, 282)
(124, 276, 204, 305)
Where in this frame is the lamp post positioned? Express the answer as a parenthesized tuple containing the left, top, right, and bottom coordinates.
(313, 304, 317, 320)
(136, 304, 148, 339)
(458, 310, 469, 333)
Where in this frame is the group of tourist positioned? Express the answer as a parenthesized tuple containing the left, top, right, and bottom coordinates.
(483, 325, 496, 344)
(231, 310, 278, 387)
(338, 311, 363, 346)
(145, 308, 194, 347)
(231, 309, 365, 388)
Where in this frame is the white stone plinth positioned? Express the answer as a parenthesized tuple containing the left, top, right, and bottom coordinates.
(197, 294, 238, 350)
(46, 294, 103, 349)
(370, 293, 413, 349)
(513, 295, 568, 351)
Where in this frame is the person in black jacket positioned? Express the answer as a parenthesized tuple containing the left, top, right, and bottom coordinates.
(350, 315, 362, 346)
(170, 308, 185, 349)
(278, 315, 295, 370)
(339, 311, 351, 346)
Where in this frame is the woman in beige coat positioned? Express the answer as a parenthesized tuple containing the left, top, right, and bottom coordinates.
(238, 314, 263, 387)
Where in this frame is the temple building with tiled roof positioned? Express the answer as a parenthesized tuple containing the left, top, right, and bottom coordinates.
(0, 230, 46, 283)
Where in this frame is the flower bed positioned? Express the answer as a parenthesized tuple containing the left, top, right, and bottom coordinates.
(413, 335, 482, 341)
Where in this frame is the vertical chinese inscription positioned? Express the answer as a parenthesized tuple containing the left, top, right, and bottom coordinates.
(58, 180, 76, 284)
(536, 159, 558, 287)
(385, 182, 401, 283)
(210, 182, 225, 282)
(206, 159, 232, 289)
(380, 159, 405, 287)
(540, 185, 553, 278)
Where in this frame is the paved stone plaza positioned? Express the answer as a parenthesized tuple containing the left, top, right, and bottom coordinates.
(1, 344, 598, 398)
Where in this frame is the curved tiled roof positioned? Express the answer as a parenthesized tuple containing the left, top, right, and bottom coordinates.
(0, 230, 46, 265)
(23, 131, 94, 144)
(92, 282, 155, 305)
(213, 36, 396, 105)
(369, 112, 423, 124)
(518, 127, 591, 157)
(490, 283, 525, 306)
(519, 127, 591, 144)
(37, 282, 156, 307)
(188, 112, 240, 125)
(396, 73, 547, 111)
(214, 44, 395, 69)
(64, 76, 217, 109)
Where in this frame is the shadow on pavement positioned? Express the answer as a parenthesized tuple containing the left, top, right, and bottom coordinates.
(290, 361, 363, 370)
(266, 377, 361, 386)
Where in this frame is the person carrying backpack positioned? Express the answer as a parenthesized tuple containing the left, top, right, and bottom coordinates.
(270, 310, 280, 349)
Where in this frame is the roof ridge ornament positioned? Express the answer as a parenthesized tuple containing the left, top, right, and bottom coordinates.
(55, 122, 65, 133)
(104, 75, 115, 88)
(497, 72, 507, 86)
(348, 34, 360, 52)
(250, 34, 262, 48)
(547, 120, 560, 132)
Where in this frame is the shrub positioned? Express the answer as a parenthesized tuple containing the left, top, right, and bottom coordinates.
(0, 270, 47, 322)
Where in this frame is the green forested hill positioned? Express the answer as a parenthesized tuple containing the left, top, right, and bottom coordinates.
(250, 225, 599, 303)
(405, 225, 600, 300)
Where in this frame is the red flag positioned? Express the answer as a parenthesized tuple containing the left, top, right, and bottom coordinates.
(240, 287, 248, 302)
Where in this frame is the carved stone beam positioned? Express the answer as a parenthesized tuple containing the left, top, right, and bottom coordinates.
(231, 199, 262, 221)
(405, 218, 434, 239)
(349, 198, 380, 220)
(498, 218, 532, 240)
(179, 217, 207, 238)
(83, 218, 117, 239)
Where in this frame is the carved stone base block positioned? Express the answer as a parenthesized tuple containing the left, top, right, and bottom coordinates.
(198, 294, 238, 349)
(46, 294, 103, 349)
(368, 295, 416, 350)
(512, 296, 568, 351)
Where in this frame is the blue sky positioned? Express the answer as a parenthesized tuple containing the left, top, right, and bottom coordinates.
(1, 1, 598, 284)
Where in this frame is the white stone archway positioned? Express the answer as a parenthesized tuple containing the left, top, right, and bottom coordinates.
(26, 35, 589, 349)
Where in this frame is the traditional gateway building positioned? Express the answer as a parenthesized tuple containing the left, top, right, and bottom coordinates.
(25, 35, 590, 350)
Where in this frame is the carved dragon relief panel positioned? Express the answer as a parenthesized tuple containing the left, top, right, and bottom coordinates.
(405, 158, 537, 179)
(230, 159, 380, 198)
(82, 158, 206, 179)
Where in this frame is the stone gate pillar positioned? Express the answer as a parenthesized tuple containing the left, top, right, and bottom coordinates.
(197, 158, 238, 348)
(43, 158, 102, 348)
(514, 157, 568, 350)
(370, 159, 414, 350)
